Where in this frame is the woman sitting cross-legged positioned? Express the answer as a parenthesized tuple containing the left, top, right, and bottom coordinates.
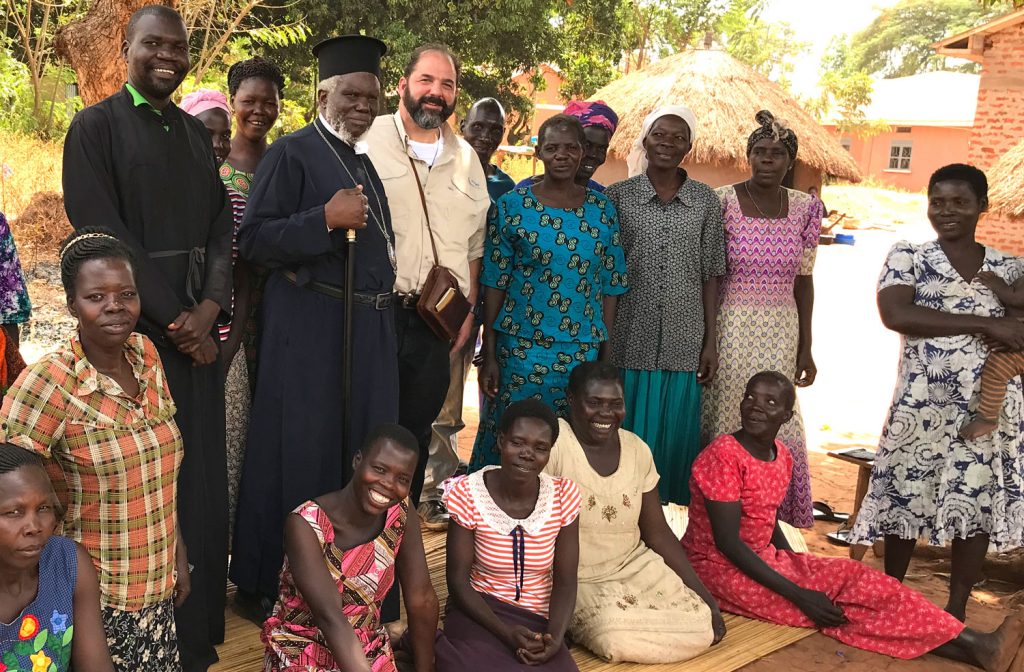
(544, 361, 724, 663)
(0, 443, 114, 671)
(682, 370, 1024, 670)
(437, 399, 581, 672)
(262, 424, 439, 672)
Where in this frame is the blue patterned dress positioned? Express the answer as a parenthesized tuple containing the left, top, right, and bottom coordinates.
(850, 240, 1024, 551)
(0, 536, 77, 671)
(469, 186, 628, 470)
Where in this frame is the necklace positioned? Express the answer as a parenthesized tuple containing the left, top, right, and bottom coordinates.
(315, 120, 397, 272)
(742, 180, 784, 219)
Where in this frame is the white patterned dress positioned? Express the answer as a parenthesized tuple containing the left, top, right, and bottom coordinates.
(850, 240, 1024, 551)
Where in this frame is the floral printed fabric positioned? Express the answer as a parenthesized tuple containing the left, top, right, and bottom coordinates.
(684, 435, 964, 659)
(102, 600, 180, 671)
(482, 185, 628, 345)
(0, 537, 76, 672)
(0, 212, 31, 325)
(850, 240, 1024, 551)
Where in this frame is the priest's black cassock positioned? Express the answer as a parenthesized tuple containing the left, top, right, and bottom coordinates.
(229, 116, 399, 600)
(62, 86, 233, 670)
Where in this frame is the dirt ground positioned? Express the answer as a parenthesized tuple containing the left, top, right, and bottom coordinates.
(16, 185, 1023, 669)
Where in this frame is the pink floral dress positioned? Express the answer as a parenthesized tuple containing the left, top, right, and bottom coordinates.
(682, 435, 964, 659)
(700, 185, 821, 528)
(262, 499, 406, 672)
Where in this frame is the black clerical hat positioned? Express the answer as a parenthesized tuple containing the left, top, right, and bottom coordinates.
(312, 35, 387, 81)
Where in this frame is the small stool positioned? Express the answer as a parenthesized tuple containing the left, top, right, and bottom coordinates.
(827, 450, 885, 561)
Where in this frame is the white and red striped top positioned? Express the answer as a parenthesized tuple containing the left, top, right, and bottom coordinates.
(444, 467, 581, 617)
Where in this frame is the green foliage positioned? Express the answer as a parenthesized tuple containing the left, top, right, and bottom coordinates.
(0, 40, 79, 140)
(721, 13, 807, 85)
(257, 0, 626, 123)
(846, 0, 1010, 78)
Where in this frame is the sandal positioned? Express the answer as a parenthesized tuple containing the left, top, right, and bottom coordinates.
(813, 501, 850, 523)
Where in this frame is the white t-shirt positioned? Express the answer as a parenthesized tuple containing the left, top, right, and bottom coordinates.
(407, 135, 444, 167)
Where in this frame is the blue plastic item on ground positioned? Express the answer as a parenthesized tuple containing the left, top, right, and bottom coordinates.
(834, 233, 855, 245)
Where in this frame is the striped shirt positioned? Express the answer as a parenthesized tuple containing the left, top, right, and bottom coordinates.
(1, 333, 183, 610)
(217, 162, 252, 342)
(444, 467, 581, 617)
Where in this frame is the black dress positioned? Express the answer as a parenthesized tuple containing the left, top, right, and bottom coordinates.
(230, 118, 399, 599)
(62, 86, 232, 671)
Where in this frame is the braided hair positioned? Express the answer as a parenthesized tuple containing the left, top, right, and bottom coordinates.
(227, 56, 286, 97)
(0, 442, 44, 477)
(59, 226, 136, 301)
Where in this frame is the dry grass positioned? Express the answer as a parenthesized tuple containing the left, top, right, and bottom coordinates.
(988, 138, 1024, 219)
(589, 49, 862, 183)
(1, 130, 68, 264)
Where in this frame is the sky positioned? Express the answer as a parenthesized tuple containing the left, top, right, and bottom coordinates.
(760, 0, 904, 96)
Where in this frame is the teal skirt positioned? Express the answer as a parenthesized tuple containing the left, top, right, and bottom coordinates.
(621, 369, 702, 505)
(469, 333, 597, 472)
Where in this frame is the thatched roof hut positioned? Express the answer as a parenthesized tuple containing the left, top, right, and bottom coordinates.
(588, 49, 862, 188)
(988, 138, 1024, 219)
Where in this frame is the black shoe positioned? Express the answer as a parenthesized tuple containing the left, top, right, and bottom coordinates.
(418, 500, 450, 531)
(235, 589, 275, 625)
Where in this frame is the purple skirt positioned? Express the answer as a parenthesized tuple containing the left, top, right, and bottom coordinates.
(435, 592, 578, 672)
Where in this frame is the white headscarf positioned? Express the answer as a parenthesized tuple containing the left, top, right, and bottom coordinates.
(625, 105, 698, 177)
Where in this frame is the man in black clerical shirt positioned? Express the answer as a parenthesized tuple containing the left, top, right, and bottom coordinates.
(61, 6, 232, 671)
(230, 35, 399, 622)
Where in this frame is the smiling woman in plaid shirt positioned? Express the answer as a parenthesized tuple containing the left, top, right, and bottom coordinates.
(1, 227, 190, 671)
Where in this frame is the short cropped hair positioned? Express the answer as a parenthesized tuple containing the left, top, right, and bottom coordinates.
(929, 163, 988, 202)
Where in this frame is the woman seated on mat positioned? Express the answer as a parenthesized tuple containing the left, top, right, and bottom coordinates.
(682, 371, 1024, 670)
(438, 399, 581, 672)
(262, 425, 438, 672)
(0, 443, 114, 671)
(544, 361, 724, 663)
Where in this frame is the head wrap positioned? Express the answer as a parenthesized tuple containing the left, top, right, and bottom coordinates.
(625, 105, 698, 177)
(746, 110, 798, 159)
(564, 100, 619, 137)
(179, 89, 230, 118)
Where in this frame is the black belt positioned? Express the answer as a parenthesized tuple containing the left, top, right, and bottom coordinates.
(282, 270, 393, 310)
(396, 292, 421, 309)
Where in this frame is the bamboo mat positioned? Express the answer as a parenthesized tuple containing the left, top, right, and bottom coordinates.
(212, 529, 813, 671)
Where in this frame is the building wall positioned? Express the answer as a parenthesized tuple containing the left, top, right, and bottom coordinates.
(826, 125, 971, 191)
(509, 67, 566, 142)
(969, 22, 1024, 254)
(979, 212, 1024, 255)
(595, 157, 822, 192)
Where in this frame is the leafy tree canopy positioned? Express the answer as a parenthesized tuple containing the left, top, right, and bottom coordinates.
(843, 0, 1011, 78)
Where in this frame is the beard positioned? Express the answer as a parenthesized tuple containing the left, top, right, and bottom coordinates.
(323, 107, 366, 145)
(402, 87, 454, 130)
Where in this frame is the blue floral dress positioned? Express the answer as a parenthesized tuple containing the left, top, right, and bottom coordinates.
(0, 536, 76, 671)
(851, 240, 1024, 551)
(469, 186, 628, 470)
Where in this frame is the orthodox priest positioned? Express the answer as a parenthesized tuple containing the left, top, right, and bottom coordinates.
(61, 6, 232, 670)
(230, 35, 399, 618)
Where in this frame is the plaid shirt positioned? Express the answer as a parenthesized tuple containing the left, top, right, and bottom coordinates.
(1, 333, 183, 610)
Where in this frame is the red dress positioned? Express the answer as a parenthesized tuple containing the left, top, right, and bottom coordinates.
(681, 435, 964, 659)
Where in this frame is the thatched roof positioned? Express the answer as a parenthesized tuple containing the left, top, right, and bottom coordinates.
(590, 49, 862, 182)
(988, 139, 1024, 219)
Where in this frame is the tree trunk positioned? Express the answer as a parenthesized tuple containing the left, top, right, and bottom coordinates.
(54, 0, 178, 107)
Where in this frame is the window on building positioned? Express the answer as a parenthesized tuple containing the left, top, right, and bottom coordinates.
(895, 126, 912, 133)
(888, 141, 912, 171)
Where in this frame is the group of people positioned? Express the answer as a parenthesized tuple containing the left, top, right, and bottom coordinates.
(0, 3, 1023, 672)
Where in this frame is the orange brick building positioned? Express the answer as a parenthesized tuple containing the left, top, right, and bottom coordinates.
(935, 8, 1024, 255)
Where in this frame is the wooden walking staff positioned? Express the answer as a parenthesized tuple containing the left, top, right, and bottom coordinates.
(343, 227, 356, 460)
